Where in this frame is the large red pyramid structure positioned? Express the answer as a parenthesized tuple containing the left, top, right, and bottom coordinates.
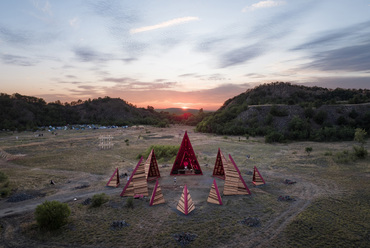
(252, 166, 266, 186)
(170, 131, 202, 176)
(212, 148, 228, 180)
(120, 157, 148, 197)
(144, 149, 161, 181)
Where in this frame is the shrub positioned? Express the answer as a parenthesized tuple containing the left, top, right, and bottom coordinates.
(265, 131, 285, 143)
(35, 200, 71, 230)
(0, 171, 8, 183)
(305, 147, 313, 156)
(0, 171, 10, 198)
(125, 197, 134, 209)
(353, 145, 368, 159)
(137, 145, 180, 161)
(333, 150, 355, 163)
(91, 193, 109, 207)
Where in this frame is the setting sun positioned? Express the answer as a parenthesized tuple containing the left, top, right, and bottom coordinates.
(181, 106, 189, 110)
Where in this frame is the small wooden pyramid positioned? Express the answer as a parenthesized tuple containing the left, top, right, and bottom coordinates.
(106, 168, 120, 187)
(176, 185, 195, 215)
(144, 149, 161, 181)
(223, 154, 251, 195)
(207, 179, 223, 205)
(252, 166, 265, 186)
(120, 157, 149, 197)
(212, 148, 228, 180)
(149, 179, 165, 206)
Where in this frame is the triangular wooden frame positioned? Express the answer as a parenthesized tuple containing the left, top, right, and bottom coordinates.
(176, 184, 195, 215)
(170, 131, 202, 176)
(120, 157, 149, 197)
(252, 166, 266, 186)
(207, 179, 223, 205)
(223, 154, 251, 195)
(149, 179, 165, 206)
(145, 149, 161, 181)
(212, 148, 228, 180)
(106, 167, 120, 187)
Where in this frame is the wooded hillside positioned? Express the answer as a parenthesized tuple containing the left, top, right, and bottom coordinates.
(196, 82, 370, 142)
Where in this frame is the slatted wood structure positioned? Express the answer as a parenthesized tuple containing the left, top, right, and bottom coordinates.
(212, 148, 228, 180)
(120, 157, 149, 197)
(176, 185, 195, 215)
(144, 149, 161, 181)
(252, 166, 266, 186)
(170, 131, 202, 176)
(207, 179, 223, 205)
(223, 154, 251, 195)
(106, 167, 120, 187)
(149, 179, 165, 206)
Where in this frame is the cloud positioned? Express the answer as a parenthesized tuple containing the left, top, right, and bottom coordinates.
(73, 46, 135, 64)
(31, 0, 53, 16)
(242, 1, 286, 12)
(0, 25, 31, 45)
(301, 76, 370, 90)
(219, 43, 265, 68)
(130, 17, 200, 34)
(0, 53, 38, 66)
(294, 20, 370, 72)
(69, 17, 79, 28)
(102, 77, 178, 90)
(304, 42, 370, 72)
(294, 20, 370, 51)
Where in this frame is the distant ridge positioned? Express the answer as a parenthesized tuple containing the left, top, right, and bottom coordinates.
(155, 108, 213, 115)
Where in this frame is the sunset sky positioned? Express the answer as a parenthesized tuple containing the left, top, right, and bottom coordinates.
(1, 0, 370, 110)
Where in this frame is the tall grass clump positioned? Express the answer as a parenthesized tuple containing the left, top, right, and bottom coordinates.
(91, 193, 109, 207)
(136, 145, 180, 162)
(0, 171, 11, 197)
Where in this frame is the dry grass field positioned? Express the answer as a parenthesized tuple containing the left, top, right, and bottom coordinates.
(0, 125, 369, 247)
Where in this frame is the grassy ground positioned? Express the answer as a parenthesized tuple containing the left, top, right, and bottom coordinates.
(0, 125, 369, 247)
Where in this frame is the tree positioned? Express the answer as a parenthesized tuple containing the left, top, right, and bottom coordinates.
(305, 147, 313, 156)
(35, 200, 71, 230)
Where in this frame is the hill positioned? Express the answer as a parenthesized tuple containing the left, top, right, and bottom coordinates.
(0, 94, 161, 131)
(196, 82, 370, 142)
(155, 108, 199, 115)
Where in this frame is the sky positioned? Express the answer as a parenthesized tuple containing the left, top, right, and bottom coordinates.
(1, 0, 370, 110)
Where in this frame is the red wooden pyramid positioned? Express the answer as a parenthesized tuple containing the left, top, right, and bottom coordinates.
(223, 154, 251, 195)
(212, 148, 228, 180)
(176, 184, 195, 215)
(106, 167, 120, 187)
(170, 131, 202, 176)
(149, 179, 165, 206)
(207, 179, 223, 205)
(252, 166, 266, 186)
(120, 157, 148, 197)
(145, 149, 161, 181)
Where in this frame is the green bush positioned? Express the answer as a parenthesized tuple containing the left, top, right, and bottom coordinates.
(353, 145, 368, 158)
(265, 131, 285, 143)
(35, 200, 71, 230)
(91, 193, 109, 207)
(0, 171, 10, 198)
(137, 145, 180, 161)
(333, 150, 355, 163)
(0, 171, 8, 183)
(125, 197, 134, 209)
